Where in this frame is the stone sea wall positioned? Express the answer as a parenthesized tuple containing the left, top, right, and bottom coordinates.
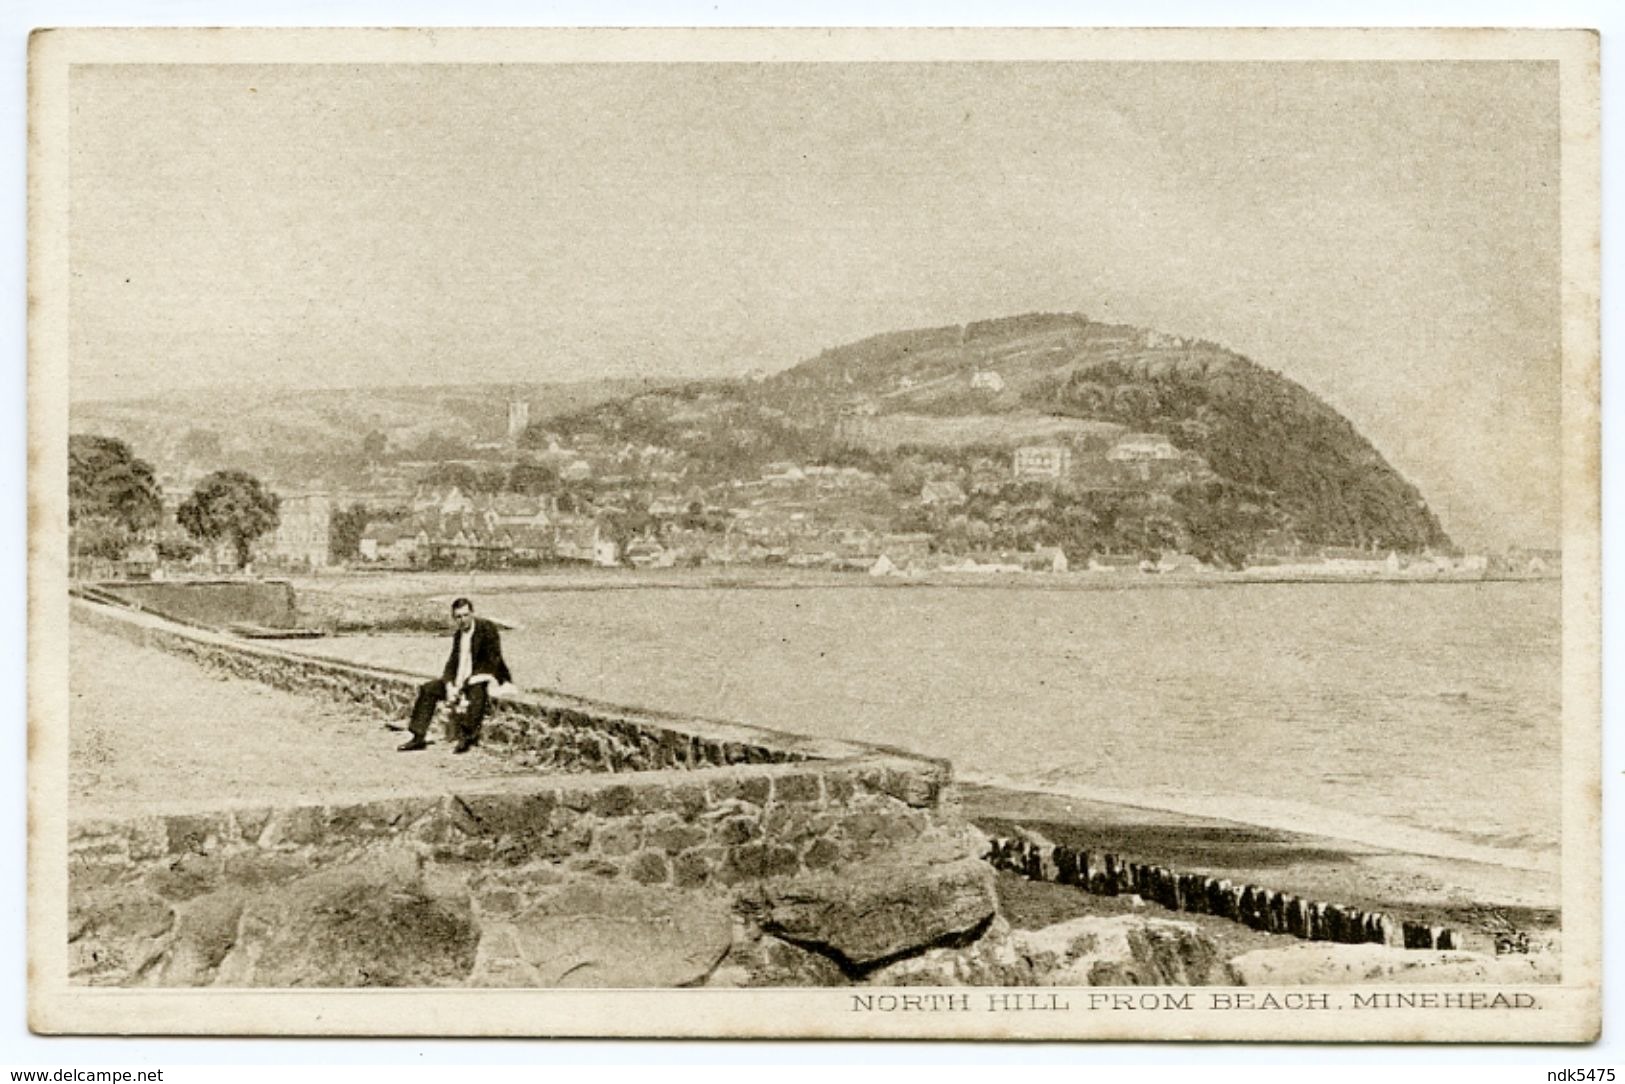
(69, 596, 1005, 988)
(73, 599, 884, 773)
(69, 760, 982, 987)
(82, 594, 1443, 990)
(90, 579, 301, 630)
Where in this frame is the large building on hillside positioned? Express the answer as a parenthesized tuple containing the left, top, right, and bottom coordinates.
(1108, 433, 1182, 462)
(264, 493, 332, 569)
(1013, 444, 1072, 480)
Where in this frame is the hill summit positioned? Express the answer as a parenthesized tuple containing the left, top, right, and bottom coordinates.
(537, 311, 1448, 565)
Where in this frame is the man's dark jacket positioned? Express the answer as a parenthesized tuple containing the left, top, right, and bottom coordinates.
(441, 617, 513, 687)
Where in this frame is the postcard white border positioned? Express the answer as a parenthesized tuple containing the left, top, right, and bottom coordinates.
(25, 25, 1602, 1043)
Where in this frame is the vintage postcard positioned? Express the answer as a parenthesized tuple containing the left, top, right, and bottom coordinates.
(28, 27, 1600, 1040)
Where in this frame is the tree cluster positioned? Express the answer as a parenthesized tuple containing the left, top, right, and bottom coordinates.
(175, 470, 281, 569)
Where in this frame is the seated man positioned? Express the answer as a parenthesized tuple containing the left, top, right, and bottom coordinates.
(398, 597, 513, 754)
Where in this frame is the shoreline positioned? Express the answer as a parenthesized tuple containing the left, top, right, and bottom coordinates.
(956, 771, 1554, 876)
(280, 624, 1561, 881)
(959, 782, 1560, 949)
(277, 578, 1561, 887)
(290, 566, 1557, 599)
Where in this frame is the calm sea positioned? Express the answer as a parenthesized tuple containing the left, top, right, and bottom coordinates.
(303, 580, 1561, 868)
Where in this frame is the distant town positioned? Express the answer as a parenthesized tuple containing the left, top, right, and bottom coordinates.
(69, 391, 1557, 585)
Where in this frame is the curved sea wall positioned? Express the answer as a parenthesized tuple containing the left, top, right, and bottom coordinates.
(73, 599, 886, 772)
(69, 597, 1014, 988)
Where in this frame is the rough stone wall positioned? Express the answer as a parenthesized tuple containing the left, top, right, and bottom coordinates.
(68, 758, 959, 987)
(73, 600, 869, 773)
(95, 580, 300, 630)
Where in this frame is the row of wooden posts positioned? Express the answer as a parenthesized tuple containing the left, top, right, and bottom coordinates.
(983, 835, 1459, 951)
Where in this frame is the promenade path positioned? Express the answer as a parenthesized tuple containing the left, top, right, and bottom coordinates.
(70, 622, 532, 819)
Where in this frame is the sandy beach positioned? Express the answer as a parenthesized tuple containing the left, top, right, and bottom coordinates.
(959, 784, 1557, 953)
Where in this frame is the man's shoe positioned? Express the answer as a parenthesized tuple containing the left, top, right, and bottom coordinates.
(397, 738, 428, 752)
(453, 738, 475, 754)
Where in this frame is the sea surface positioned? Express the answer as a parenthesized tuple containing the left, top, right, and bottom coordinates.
(301, 580, 1562, 869)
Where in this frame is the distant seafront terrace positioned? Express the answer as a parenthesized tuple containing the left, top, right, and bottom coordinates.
(115, 473, 1544, 583)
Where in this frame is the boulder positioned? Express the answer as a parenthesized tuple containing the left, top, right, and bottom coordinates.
(706, 931, 851, 988)
(506, 882, 734, 988)
(70, 886, 175, 945)
(68, 886, 177, 985)
(1013, 915, 1234, 986)
(1229, 942, 1561, 986)
(151, 890, 249, 986)
(738, 838, 997, 973)
(863, 916, 1035, 987)
(210, 851, 479, 987)
(467, 923, 544, 988)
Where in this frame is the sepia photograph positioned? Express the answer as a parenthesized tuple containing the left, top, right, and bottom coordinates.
(26, 26, 1601, 1041)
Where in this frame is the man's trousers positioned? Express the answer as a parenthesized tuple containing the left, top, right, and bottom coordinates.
(407, 680, 490, 743)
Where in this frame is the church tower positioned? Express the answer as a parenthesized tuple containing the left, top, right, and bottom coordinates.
(506, 397, 530, 443)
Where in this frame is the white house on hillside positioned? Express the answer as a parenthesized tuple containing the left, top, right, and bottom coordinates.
(1013, 445, 1072, 480)
(970, 369, 1006, 393)
(1108, 434, 1182, 462)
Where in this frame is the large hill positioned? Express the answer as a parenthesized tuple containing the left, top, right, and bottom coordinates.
(538, 312, 1450, 561)
(71, 312, 1452, 566)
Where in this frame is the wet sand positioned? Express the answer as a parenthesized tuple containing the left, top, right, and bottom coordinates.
(960, 783, 1558, 950)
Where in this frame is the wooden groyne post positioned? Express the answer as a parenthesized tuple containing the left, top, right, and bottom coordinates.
(983, 834, 1458, 950)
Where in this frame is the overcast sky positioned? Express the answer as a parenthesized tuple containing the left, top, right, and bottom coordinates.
(68, 61, 1561, 547)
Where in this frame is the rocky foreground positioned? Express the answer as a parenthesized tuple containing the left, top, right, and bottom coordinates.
(72, 832, 1557, 988)
(71, 774, 1558, 991)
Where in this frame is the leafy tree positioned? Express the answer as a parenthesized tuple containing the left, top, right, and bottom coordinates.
(73, 518, 136, 562)
(1176, 480, 1279, 569)
(68, 434, 162, 533)
(329, 502, 405, 563)
(506, 460, 559, 495)
(416, 462, 507, 495)
(887, 455, 928, 497)
(893, 505, 933, 534)
(418, 463, 479, 493)
(156, 536, 201, 563)
(176, 470, 281, 570)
